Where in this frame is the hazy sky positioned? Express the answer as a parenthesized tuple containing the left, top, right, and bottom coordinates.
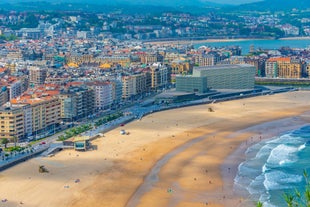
(2, 0, 264, 6)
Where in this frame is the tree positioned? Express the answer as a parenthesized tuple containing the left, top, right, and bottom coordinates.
(1, 138, 9, 148)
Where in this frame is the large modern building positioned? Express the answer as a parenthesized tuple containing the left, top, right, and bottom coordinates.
(175, 76, 208, 93)
(176, 64, 256, 93)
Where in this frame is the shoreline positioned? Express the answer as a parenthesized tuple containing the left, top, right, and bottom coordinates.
(222, 114, 310, 205)
(1, 91, 310, 207)
(279, 36, 310, 40)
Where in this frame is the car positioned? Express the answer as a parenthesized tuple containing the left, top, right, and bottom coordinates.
(120, 123, 125, 127)
(40, 141, 46, 145)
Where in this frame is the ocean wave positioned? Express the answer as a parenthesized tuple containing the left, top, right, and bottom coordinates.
(266, 144, 298, 166)
(263, 171, 303, 191)
(235, 126, 310, 206)
(255, 144, 273, 160)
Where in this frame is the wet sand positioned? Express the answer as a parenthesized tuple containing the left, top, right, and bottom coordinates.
(1, 91, 310, 207)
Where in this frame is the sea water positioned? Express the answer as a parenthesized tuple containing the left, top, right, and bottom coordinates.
(234, 125, 310, 206)
(195, 39, 310, 54)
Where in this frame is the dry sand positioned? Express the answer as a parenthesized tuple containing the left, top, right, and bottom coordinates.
(1, 91, 310, 207)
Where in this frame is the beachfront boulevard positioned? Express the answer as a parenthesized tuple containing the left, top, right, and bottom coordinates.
(0, 86, 294, 170)
(0, 144, 48, 171)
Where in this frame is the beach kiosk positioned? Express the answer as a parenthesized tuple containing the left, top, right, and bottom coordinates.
(73, 136, 90, 151)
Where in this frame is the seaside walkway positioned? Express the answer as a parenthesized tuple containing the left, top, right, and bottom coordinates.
(0, 87, 294, 170)
(0, 146, 48, 171)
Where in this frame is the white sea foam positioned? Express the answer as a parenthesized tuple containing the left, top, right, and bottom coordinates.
(255, 144, 273, 159)
(298, 143, 306, 151)
(266, 144, 298, 166)
(235, 126, 310, 207)
(262, 164, 268, 173)
(263, 171, 302, 191)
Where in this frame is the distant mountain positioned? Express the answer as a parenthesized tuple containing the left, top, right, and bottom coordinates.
(238, 0, 310, 11)
(0, 0, 223, 7)
(0, 0, 223, 14)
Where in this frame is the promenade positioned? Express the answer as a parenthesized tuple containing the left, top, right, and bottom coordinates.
(0, 87, 293, 171)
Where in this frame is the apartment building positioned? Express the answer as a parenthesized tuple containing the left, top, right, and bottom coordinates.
(149, 65, 170, 90)
(266, 57, 303, 78)
(0, 86, 9, 106)
(0, 105, 24, 141)
(194, 54, 220, 66)
(265, 61, 278, 78)
(11, 95, 61, 136)
(29, 66, 47, 85)
(170, 60, 193, 75)
(121, 73, 151, 99)
(86, 81, 113, 110)
(140, 52, 164, 64)
(58, 86, 95, 121)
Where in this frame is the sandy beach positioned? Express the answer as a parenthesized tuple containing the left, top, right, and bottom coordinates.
(1, 91, 310, 207)
(279, 36, 310, 40)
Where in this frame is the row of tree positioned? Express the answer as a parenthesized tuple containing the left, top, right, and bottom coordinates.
(58, 124, 92, 141)
(94, 112, 123, 127)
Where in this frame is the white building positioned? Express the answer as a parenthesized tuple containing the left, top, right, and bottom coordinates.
(88, 81, 113, 110)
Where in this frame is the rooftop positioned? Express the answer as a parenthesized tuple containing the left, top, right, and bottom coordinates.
(194, 64, 255, 71)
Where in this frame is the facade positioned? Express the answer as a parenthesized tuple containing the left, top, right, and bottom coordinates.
(176, 76, 208, 93)
(265, 61, 278, 78)
(11, 103, 33, 137)
(176, 64, 255, 92)
(140, 53, 163, 64)
(245, 58, 266, 77)
(150, 65, 170, 90)
(266, 57, 303, 78)
(29, 66, 47, 85)
(0, 106, 24, 141)
(97, 55, 131, 67)
(11, 96, 61, 136)
(0, 86, 8, 106)
(110, 79, 123, 107)
(194, 54, 218, 66)
(170, 60, 193, 75)
(193, 64, 256, 89)
(87, 81, 113, 110)
(122, 73, 150, 99)
(31, 97, 61, 135)
(7, 80, 23, 100)
(58, 86, 95, 121)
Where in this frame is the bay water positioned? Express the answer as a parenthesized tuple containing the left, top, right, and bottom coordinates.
(195, 39, 310, 54)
